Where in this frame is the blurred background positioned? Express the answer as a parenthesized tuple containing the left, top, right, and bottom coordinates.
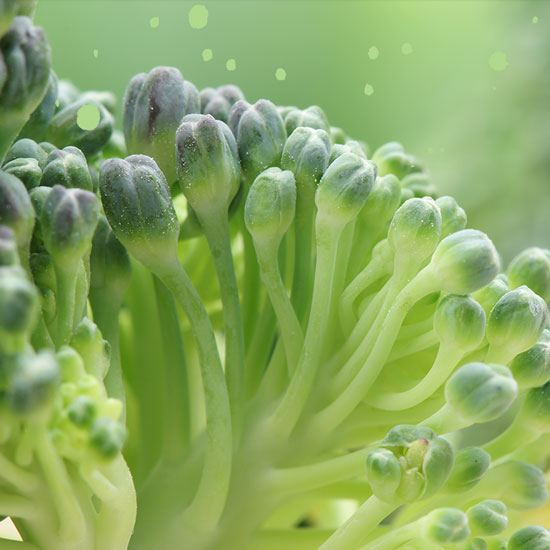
(34, 0, 550, 263)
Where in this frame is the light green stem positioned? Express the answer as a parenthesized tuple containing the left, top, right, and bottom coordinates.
(0, 493, 34, 519)
(388, 330, 438, 362)
(0, 540, 39, 550)
(250, 529, 332, 550)
(485, 345, 516, 365)
(420, 403, 467, 434)
(53, 263, 79, 347)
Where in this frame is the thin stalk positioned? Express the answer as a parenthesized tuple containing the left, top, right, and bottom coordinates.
(53, 263, 79, 347)
(250, 529, 332, 550)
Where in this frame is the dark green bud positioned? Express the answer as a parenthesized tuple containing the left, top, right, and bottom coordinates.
(329, 126, 347, 144)
(422, 508, 470, 544)
(315, 152, 375, 229)
(123, 67, 200, 184)
(507, 247, 550, 303)
(101, 130, 127, 160)
(433, 294, 486, 352)
(245, 167, 296, 247)
(428, 229, 500, 294)
(0, 226, 18, 266)
(402, 172, 438, 199)
(29, 251, 55, 291)
(80, 90, 117, 115)
(467, 500, 508, 536)
(7, 350, 59, 413)
(0, 171, 34, 255)
(90, 216, 132, 300)
(175, 114, 241, 215)
(228, 99, 286, 183)
(281, 127, 331, 193)
(41, 146, 92, 191)
(89, 416, 127, 458)
(508, 527, 550, 550)
(46, 98, 114, 157)
(444, 363, 518, 423)
(486, 287, 549, 356)
(201, 84, 245, 123)
(358, 174, 401, 227)
(388, 197, 441, 264)
(445, 447, 491, 492)
(509, 341, 550, 390)
(70, 318, 110, 381)
(67, 394, 96, 427)
(55, 79, 79, 111)
(99, 155, 179, 267)
(435, 196, 467, 238)
(4, 138, 48, 168)
(472, 277, 509, 317)
(17, 69, 58, 141)
(2, 157, 41, 190)
(284, 105, 330, 135)
(41, 185, 100, 269)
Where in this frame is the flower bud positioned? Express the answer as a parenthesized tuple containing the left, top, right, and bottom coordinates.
(329, 126, 346, 144)
(99, 155, 179, 267)
(41, 146, 93, 191)
(402, 172, 438, 199)
(509, 341, 550, 390)
(28, 185, 51, 241)
(358, 174, 401, 227)
(228, 99, 286, 183)
(123, 67, 200, 184)
(376, 150, 416, 179)
(245, 167, 296, 248)
(399, 186, 415, 204)
(329, 140, 368, 163)
(284, 105, 330, 135)
(281, 127, 331, 193)
(472, 277, 509, 317)
(30, 251, 55, 292)
(434, 294, 486, 352)
(520, 381, 550, 432)
(175, 114, 241, 216)
(2, 157, 41, 190)
(56, 79, 79, 111)
(46, 98, 114, 157)
(17, 69, 58, 141)
(372, 142, 404, 162)
(89, 416, 127, 458)
(201, 84, 245, 123)
(445, 447, 491, 492)
(422, 508, 470, 544)
(0, 226, 18, 266)
(508, 526, 550, 550)
(7, 350, 59, 414)
(70, 318, 110, 381)
(444, 363, 518, 424)
(4, 138, 48, 168)
(67, 394, 96, 428)
(435, 196, 467, 238)
(41, 185, 100, 269)
(507, 247, 550, 303)
(315, 152, 375, 229)
(367, 425, 454, 504)
(486, 287, 549, 356)
(388, 197, 441, 265)
(428, 229, 500, 294)
(80, 90, 117, 115)
(467, 500, 508, 536)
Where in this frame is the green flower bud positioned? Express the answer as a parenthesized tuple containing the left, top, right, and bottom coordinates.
(508, 526, 550, 550)
(29, 251, 55, 291)
(99, 155, 179, 267)
(315, 152, 375, 229)
(520, 382, 550, 432)
(41, 184, 100, 269)
(4, 138, 48, 168)
(444, 363, 518, 424)
(434, 294, 486, 352)
(445, 447, 491, 492)
(17, 69, 58, 141)
(90, 216, 132, 300)
(101, 129, 127, 160)
(201, 84, 245, 123)
(330, 140, 368, 163)
(0, 226, 18, 266)
(80, 90, 117, 115)
(67, 394, 96, 427)
(278, 105, 297, 121)
(435, 196, 467, 238)
(472, 277, 509, 317)
(56, 345, 86, 382)
(388, 197, 441, 265)
(507, 247, 550, 303)
(509, 341, 550, 390)
(358, 174, 401, 227)
(428, 229, 500, 294)
(284, 105, 330, 135)
(486, 287, 549, 356)
(7, 350, 59, 414)
(422, 508, 470, 544)
(367, 425, 454, 503)
(228, 99, 286, 183)
(376, 150, 417, 179)
(2, 157, 41, 190)
(38, 141, 56, 156)
(329, 126, 347, 144)
(399, 186, 415, 205)
(56, 79, 79, 111)
(175, 114, 241, 216)
(402, 172, 438, 199)
(245, 167, 296, 247)
(41, 146, 92, 191)
(281, 127, 331, 193)
(89, 416, 127, 458)
(467, 500, 508, 536)
(28, 185, 51, 241)
(372, 141, 404, 163)
(0, 171, 34, 256)
(46, 98, 114, 157)
(70, 318, 110, 381)
(123, 67, 200, 184)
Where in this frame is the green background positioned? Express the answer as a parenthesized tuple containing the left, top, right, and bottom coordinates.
(35, 0, 550, 262)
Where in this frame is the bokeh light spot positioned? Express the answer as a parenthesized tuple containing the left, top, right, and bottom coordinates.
(93, 49, 99, 58)
(226, 58, 237, 71)
(532, 16, 539, 23)
(202, 48, 213, 62)
(364, 83, 374, 96)
(77, 104, 100, 131)
(368, 46, 379, 60)
(275, 68, 287, 81)
(489, 51, 508, 71)
(401, 43, 413, 55)
(189, 5, 208, 29)
(149, 16, 160, 28)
